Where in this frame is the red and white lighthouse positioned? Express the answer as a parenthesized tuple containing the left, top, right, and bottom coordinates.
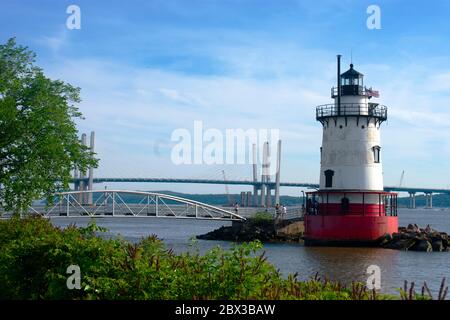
(304, 55, 398, 246)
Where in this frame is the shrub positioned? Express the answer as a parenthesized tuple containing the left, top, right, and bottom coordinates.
(0, 217, 434, 300)
(247, 211, 274, 227)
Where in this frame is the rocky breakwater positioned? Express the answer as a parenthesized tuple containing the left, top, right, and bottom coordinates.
(381, 224, 449, 252)
(196, 212, 304, 243)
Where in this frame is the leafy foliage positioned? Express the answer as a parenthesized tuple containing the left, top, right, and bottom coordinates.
(247, 211, 274, 228)
(0, 217, 419, 300)
(0, 38, 98, 213)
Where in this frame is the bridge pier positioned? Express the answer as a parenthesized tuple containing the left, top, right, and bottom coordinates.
(240, 192, 253, 207)
(246, 191, 253, 207)
(73, 131, 95, 205)
(261, 141, 270, 208)
(260, 184, 266, 208)
(88, 131, 95, 205)
(253, 186, 259, 206)
(252, 143, 259, 207)
(409, 192, 416, 209)
(73, 168, 80, 194)
(267, 187, 272, 207)
(425, 193, 433, 209)
(79, 133, 87, 205)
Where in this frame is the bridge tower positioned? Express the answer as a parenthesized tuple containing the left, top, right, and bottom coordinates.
(304, 55, 398, 246)
(73, 131, 95, 205)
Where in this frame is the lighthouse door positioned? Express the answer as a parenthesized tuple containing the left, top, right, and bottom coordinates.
(341, 197, 350, 214)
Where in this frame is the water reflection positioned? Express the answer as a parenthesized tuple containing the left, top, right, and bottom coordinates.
(300, 247, 399, 290)
(51, 208, 450, 295)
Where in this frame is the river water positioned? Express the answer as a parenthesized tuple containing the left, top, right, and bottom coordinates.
(51, 208, 450, 296)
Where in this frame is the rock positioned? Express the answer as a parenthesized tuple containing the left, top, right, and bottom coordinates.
(410, 240, 433, 252)
(400, 232, 413, 240)
(431, 240, 444, 252)
(398, 226, 407, 233)
(199, 221, 449, 250)
(196, 218, 303, 243)
(383, 238, 416, 251)
(378, 233, 393, 246)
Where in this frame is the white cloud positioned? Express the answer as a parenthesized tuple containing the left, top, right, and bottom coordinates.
(37, 26, 70, 55)
(40, 45, 450, 193)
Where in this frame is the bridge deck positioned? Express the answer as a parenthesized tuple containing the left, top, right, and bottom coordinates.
(70, 178, 450, 195)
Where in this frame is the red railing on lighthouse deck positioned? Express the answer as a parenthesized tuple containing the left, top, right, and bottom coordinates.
(305, 190, 397, 217)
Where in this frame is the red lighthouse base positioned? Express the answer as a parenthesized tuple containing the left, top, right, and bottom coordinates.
(304, 191, 398, 246)
(304, 215, 398, 246)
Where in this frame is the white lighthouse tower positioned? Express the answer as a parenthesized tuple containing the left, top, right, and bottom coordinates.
(304, 55, 398, 246)
(320, 57, 384, 191)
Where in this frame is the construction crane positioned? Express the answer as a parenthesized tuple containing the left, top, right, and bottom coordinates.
(222, 170, 233, 206)
(398, 170, 405, 188)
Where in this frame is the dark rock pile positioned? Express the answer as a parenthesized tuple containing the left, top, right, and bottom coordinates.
(196, 219, 302, 242)
(381, 224, 449, 252)
(197, 220, 449, 252)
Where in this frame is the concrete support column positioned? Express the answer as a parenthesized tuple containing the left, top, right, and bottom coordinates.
(261, 142, 269, 208)
(267, 187, 272, 207)
(424, 193, 433, 209)
(409, 192, 416, 209)
(88, 131, 95, 205)
(260, 184, 266, 208)
(73, 168, 79, 192)
(274, 140, 281, 205)
(246, 191, 253, 207)
(79, 133, 87, 204)
(252, 143, 259, 207)
(253, 186, 259, 207)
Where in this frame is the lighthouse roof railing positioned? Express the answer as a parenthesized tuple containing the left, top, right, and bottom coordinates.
(331, 86, 379, 98)
(316, 103, 387, 122)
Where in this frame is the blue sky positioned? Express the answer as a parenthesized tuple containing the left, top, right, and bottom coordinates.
(2, 0, 450, 195)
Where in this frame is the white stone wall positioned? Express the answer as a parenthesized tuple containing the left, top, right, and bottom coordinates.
(319, 107, 384, 191)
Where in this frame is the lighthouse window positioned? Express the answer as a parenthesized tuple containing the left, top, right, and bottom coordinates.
(324, 170, 334, 188)
(373, 146, 381, 163)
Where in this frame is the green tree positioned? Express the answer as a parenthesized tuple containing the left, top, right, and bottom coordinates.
(0, 38, 98, 213)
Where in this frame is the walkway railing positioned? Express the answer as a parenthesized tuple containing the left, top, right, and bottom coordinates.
(18, 190, 246, 221)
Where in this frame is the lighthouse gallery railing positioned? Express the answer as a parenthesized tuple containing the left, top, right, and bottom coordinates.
(316, 103, 387, 122)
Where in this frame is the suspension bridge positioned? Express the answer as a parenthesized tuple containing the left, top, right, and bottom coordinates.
(11, 130, 446, 219)
(70, 177, 450, 209)
(69, 132, 450, 211)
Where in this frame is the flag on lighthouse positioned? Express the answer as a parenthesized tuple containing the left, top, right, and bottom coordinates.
(365, 87, 379, 98)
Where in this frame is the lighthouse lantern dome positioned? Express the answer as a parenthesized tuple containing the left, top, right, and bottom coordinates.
(340, 64, 364, 96)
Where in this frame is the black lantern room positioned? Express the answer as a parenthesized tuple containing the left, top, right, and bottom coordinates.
(340, 64, 363, 96)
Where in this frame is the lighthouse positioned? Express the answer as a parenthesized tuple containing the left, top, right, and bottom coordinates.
(304, 55, 398, 246)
